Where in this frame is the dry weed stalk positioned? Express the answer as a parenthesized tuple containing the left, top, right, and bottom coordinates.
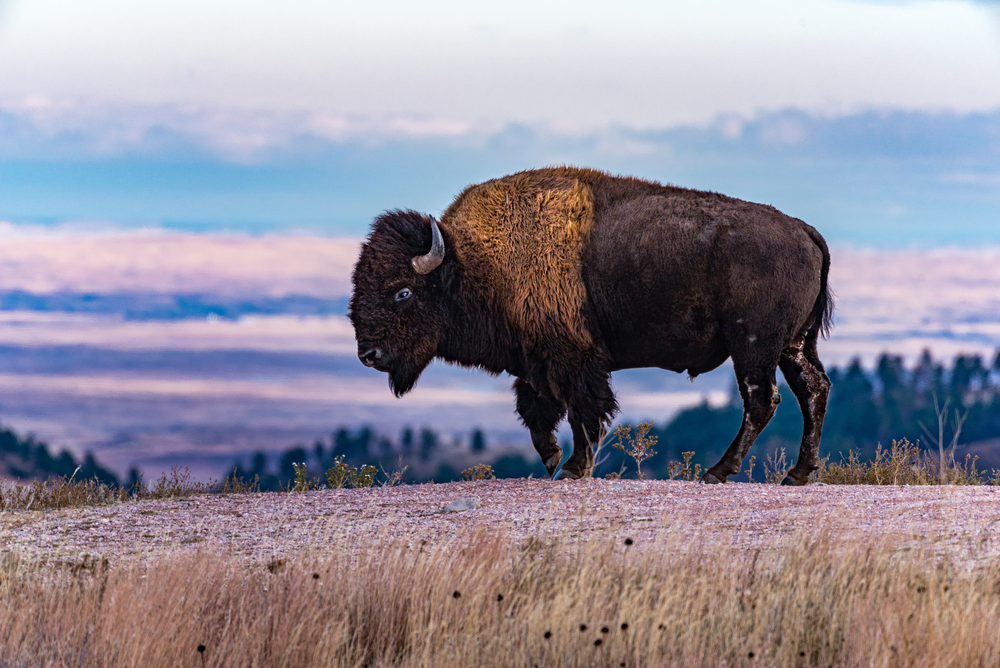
(918, 393, 970, 483)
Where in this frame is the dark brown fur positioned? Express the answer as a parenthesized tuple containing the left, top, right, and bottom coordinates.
(350, 167, 833, 484)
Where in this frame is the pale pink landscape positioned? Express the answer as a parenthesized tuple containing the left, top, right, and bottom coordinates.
(2, 228, 1000, 479)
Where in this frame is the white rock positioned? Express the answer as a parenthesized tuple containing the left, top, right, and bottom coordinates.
(444, 498, 483, 512)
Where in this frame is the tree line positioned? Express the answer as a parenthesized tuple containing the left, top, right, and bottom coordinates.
(0, 426, 120, 486)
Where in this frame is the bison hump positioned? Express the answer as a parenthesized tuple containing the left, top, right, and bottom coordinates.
(446, 169, 596, 350)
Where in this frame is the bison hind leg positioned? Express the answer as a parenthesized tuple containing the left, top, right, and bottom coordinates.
(777, 339, 831, 485)
(702, 363, 782, 484)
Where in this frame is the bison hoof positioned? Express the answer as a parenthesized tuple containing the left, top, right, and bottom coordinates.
(779, 475, 807, 486)
(553, 468, 583, 481)
(700, 471, 726, 484)
(543, 450, 564, 477)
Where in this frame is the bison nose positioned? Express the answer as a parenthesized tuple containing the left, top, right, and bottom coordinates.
(359, 347, 383, 367)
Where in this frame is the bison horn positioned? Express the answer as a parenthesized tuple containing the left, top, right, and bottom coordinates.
(411, 218, 445, 274)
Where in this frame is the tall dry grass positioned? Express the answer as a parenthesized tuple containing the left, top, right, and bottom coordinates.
(1, 520, 998, 667)
(0, 467, 260, 512)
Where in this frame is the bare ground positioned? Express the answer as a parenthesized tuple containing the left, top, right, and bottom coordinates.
(4, 478, 1000, 566)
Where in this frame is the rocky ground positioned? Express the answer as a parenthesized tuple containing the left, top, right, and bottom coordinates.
(3, 478, 1000, 567)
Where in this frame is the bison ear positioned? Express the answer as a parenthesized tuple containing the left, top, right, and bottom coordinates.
(426, 256, 457, 298)
(438, 259, 457, 294)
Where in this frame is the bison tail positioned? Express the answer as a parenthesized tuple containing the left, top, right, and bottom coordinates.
(806, 226, 834, 341)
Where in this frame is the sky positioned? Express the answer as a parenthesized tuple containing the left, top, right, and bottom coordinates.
(2, 0, 999, 126)
(1, 1, 1000, 475)
(0, 0, 998, 243)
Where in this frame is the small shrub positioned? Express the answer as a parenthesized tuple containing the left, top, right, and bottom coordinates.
(326, 456, 349, 489)
(292, 463, 320, 493)
(349, 464, 379, 489)
(462, 464, 495, 481)
(213, 469, 261, 495)
(325, 456, 379, 489)
(145, 466, 214, 499)
(816, 438, 994, 486)
(667, 451, 702, 482)
(0, 475, 126, 511)
(612, 422, 658, 479)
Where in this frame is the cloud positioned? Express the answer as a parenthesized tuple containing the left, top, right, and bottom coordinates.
(1, 103, 998, 247)
(3, 98, 999, 164)
(4, 0, 1000, 130)
(0, 229, 360, 296)
(0, 97, 487, 163)
(942, 172, 1000, 186)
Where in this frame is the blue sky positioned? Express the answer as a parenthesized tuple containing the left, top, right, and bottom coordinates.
(3, 0, 1000, 477)
(0, 0, 998, 245)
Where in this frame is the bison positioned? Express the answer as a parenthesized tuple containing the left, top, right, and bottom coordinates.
(349, 167, 832, 485)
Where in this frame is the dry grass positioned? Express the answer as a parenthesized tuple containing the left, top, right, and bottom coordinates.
(814, 438, 1000, 486)
(0, 467, 259, 511)
(1, 519, 999, 667)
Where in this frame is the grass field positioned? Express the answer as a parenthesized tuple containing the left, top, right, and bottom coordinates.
(2, 514, 999, 667)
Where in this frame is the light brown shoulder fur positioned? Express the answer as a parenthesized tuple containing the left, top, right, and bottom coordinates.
(441, 167, 600, 350)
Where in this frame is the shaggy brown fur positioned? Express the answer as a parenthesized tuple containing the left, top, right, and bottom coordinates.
(441, 168, 597, 351)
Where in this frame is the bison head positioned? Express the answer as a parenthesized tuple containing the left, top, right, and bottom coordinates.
(349, 210, 451, 396)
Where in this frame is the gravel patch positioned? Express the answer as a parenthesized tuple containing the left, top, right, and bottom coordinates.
(3, 479, 999, 566)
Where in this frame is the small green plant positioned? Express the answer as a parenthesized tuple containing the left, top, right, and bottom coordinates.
(461, 464, 495, 481)
(292, 463, 320, 492)
(350, 464, 379, 489)
(326, 456, 349, 489)
(325, 456, 378, 489)
(612, 422, 658, 480)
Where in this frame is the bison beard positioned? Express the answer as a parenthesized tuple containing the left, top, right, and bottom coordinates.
(388, 356, 431, 398)
(349, 167, 833, 485)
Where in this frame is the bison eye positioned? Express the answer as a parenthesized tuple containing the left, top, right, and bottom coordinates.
(394, 288, 412, 303)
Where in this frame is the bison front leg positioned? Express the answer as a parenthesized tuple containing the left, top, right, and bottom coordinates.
(556, 370, 618, 480)
(514, 378, 567, 477)
(702, 367, 781, 484)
